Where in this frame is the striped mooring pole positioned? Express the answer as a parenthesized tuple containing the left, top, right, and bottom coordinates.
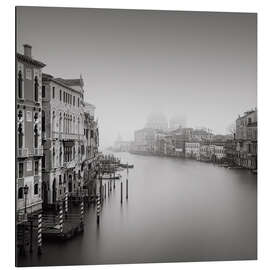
(37, 213, 42, 255)
(59, 204, 63, 233)
(65, 191, 68, 217)
(96, 193, 101, 225)
(80, 200, 84, 225)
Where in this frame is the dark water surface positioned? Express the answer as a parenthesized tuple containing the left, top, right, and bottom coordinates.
(18, 152, 257, 266)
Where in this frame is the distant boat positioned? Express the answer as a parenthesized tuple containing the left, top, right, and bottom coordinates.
(120, 164, 134, 169)
(99, 174, 121, 180)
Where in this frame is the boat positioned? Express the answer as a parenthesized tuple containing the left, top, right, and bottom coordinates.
(120, 164, 134, 169)
(99, 174, 121, 180)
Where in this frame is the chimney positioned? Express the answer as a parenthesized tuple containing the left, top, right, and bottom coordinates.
(23, 44, 32, 58)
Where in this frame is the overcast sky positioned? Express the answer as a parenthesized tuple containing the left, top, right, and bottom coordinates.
(16, 7, 257, 148)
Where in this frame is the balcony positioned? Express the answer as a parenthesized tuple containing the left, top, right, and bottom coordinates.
(60, 132, 78, 141)
(17, 148, 28, 158)
(63, 159, 77, 169)
(31, 147, 43, 156)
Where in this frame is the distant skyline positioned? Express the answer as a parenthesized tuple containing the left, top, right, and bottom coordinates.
(16, 7, 257, 148)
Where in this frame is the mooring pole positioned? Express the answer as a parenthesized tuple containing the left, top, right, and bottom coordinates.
(96, 193, 101, 225)
(59, 204, 63, 233)
(80, 200, 84, 226)
(126, 179, 128, 200)
(65, 191, 68, 218)
(37, 213, 42, 255)
(121, 182, 123, 204)
(29, 215, 33, 253)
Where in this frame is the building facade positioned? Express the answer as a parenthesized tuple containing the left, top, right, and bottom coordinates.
(41, 73, 85, 205)
(235, 109, 257, 169)
(16, 45, 46, 218)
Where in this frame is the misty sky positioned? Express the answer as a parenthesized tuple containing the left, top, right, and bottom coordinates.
(16, 7, 257, 148)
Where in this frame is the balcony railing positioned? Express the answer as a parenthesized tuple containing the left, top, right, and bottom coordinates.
(60, 132, 78, 141)
(63, 159, 77, 169)
(32, 147, 43, 156)
(16, 212, 28, 224)
(17, 148, 28, 158)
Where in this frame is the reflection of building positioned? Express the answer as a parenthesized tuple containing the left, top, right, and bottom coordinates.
(16, 45, 46, 217)
(235, 109, 257, 169)
(41, 73, 85, 205)
(145, 112, 168, 131)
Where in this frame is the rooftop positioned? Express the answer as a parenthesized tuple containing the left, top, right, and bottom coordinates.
(16, 53, 46, 68)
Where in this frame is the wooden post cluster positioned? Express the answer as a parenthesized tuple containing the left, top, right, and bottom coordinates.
(37, 213, 42, 255)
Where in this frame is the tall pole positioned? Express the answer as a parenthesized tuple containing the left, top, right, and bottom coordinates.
(126, 178, 128, 200)
(29, 215, 33, 253)
(96, 193, 101, 225)
(37, 213, 42, 255)
(120, 182, 123, 204)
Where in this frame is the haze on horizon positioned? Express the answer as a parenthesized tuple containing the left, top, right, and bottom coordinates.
(16, 7, 257, 149)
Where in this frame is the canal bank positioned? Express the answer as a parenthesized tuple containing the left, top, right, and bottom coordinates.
(17, 152, 257, 266)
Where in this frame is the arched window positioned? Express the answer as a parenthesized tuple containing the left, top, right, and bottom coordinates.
(52, 111, 55, 132)
(18, 123, 23, 149)
(52, 147, 55, 168)
(17, 110, 23, 149)
(34, 76, 39, 102)
(78, 117, 80, 134)
(59, 175, 62, 185)
(18, 187, 24, 199)
(59, 147, 62, 166)
(34, 183, 38, 195)
(34, 124, 38, 148)
(18, 70, 23, 99)
(42, 110, 45, 132)
(59, 113, 62, 133)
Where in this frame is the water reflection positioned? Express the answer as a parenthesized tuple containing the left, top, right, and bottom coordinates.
(18, 152, 257, 266)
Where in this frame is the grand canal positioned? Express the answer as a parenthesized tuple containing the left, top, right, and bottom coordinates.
(18, 152, 257, 266)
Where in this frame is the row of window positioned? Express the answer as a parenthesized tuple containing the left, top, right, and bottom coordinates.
(18, 183, 39, 199)
(18, 71, 40, 102)
(18, 160, 39, 178)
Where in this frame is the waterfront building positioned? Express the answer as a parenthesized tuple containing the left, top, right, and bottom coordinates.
(224, 140, 237, 166)
(192, 128, 213, 141)
(235, 109, 257, 169)
(16, 45, 46, 219)
(212, 144, 226, 162)
(134, 128, 156, 153)
(82, 102, 99, 197)
(185, 142, 200, 159)
(41, 73, 85, 205)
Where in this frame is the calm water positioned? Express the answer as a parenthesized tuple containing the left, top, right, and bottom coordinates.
(18, 152, 257, 266)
